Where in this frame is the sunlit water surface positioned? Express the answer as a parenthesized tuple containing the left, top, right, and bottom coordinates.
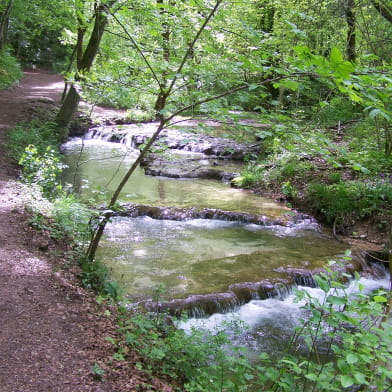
(61, 133, 390, 357)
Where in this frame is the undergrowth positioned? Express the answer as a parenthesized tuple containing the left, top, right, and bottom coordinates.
(0, 49, 22, 89)
(8, 119, 392, 392)
(6, 120, 115, 297)
(234, 111, 392, 231)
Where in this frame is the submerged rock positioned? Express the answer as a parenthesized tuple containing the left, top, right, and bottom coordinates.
(140, 153, 241, 182)
(114, 203, 297, 226)
(144, 292, 240, 318)
(132, 129, 261, 159)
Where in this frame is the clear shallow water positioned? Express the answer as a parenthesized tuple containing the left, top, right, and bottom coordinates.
(62, 136, 354, 302)
(99, 216, 347, 300)
(61, 138, 290, 217)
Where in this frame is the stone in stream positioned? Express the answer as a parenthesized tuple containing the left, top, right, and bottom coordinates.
(143, 292, 240, 318)
(113, 203, 302, 226)
(140, 153, 240, 182)
(131, 129, 262, 160)
(140, 255, 366, 317)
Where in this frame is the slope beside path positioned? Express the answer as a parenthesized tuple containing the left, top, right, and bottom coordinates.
(0, 70, 133, 392)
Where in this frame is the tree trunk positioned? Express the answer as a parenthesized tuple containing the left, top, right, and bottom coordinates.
(56, 1, 111, 130)
(0, 0, 13, 50)
(370, 0, 392, 24)
(345, 0, 356, 62)
(153, 0, 172, 117)
(56, 85, 81, 128)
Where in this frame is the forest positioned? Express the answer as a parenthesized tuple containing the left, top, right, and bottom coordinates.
(0, 0, 392, 391)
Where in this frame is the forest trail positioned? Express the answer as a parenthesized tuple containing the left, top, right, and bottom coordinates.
(0, 71, 122, 392)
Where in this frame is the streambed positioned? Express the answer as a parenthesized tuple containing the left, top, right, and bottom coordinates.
(61, 126, 389, 355)
(62, 132, 363, 302)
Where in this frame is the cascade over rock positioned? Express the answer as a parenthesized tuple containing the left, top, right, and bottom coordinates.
(112, 202, 311, 226)
(141, 253, 365, 317)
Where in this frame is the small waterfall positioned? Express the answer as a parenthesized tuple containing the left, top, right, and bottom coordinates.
(179, 268, 391, 355)
(229, 280, 294, 304)
(114, 203, 312, 227)
(87, 126, 122, 142)
(143, 292, 242, 318)
(140, 256, 380, 318)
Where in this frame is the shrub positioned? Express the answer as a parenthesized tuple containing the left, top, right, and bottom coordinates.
(6, 120, 61, 161)
(307, 180, 392, 224)
(0, 49, 22, 89)
(317, 96, 362, 128)
(18, 145, 65, 198)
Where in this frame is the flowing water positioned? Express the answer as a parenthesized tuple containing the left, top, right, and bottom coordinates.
(61, 130, 389, 355)
(100, 216, 347, 300)
(179, 272, 391, 358)
(62, 136, 349, 299)
(62, 138, 288, 216)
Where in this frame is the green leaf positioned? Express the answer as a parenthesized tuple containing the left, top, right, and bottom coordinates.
(373, 295, 388, 303)
(330, 47, 343, 65)
(326, 295, 347, 306)
(92, 362, 105, 377)
(105, 336, 116, 345)
(346, 353, 359, 364)
(341, 375, 354, 388)
(353, 372, 368, 384)
(248, 84, 259, 91)
(314, 275, 330, 292)
(305, 373, 318, 381)
(113, 351, 125, 361)
(369, 108, 391, 121)
(276, 79, 299, 91)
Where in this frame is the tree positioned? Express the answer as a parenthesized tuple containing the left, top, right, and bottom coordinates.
(370, 0, 392, 22)
(344, 0, 356, 62)
(0, 0, 13, 50)
(56, 0, 117, 129)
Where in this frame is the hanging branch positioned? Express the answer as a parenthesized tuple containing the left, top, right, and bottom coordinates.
(166, 0, 223, 95)
(110, 11, 161, 87)
(86, 0, 225, 261)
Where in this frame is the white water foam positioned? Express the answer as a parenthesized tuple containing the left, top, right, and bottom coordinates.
(179, 273, 391, 336)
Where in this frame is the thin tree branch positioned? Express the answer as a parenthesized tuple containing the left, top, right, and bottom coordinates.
(165, 72, 314, 124)
(110, 11, 161, 86)
(166, 0, 224, 95)
(370, 0, 392, 23)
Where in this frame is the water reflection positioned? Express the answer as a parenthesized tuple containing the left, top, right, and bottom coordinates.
(61, 138, 289, 217)
(99, 216, 347, 300)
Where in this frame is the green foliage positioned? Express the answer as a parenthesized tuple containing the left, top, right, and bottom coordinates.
(78, 256, 109, 293)
(7, 120, 62, 161)
(91, 362, 105, 379)
(116, 312, 253, 392)
(254, 265, 392, 392)
(52, 195, 92, 243)
(0, 49, 22, 89)
(7, 119, 117, 300)
(5, 0, 74, 67)
(307, 180, 392, 224)
(317, 96, 362, 128)
(18, 145, 65, 198)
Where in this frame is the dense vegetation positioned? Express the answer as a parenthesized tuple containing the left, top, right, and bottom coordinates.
(1, 0, 391, 234)
(1, 0, 392, 390)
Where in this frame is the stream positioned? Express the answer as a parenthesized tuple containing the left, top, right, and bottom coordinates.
(61, 123, 389, 354)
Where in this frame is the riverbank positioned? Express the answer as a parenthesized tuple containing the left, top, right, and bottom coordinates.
(0, 70, 173, 392)
(0, 69, 388, 391)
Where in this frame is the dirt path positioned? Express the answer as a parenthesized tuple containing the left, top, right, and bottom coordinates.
(0, 71, 124, 392)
